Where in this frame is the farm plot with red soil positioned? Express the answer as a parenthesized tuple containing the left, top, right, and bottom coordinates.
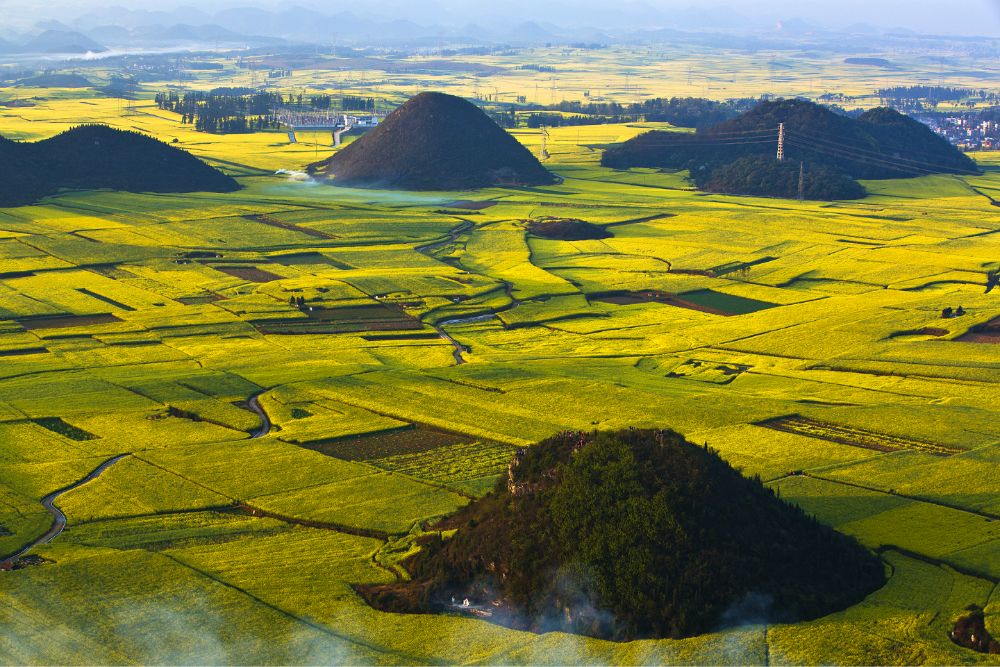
(955, 316, 1000, 343)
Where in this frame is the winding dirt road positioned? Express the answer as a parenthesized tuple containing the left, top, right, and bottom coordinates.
(0, 453, 131, 568)
(248, 393, 271, 438)
(1, 392, 273, 569)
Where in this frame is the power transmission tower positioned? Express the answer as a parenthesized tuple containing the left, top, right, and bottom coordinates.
(539, 126, 549, 160)
(776, 123, 785, 161)
(534, 82, 538, 104)
(550, 77, 555, 104)
(332, 32, 338, 57)
(797, 161, 804, 201)
(437, 31, 444, 56)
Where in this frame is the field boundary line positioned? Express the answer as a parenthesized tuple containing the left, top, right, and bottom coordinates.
(788, 471, 1000, 522)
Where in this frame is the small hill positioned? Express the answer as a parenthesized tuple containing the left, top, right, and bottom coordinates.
(601, 99, 978, 200)
(15, 73, 92, 88)
(0, 125, 239, 207)
(309, 92, 556, 191)
(22, 30, 107, 54)
(527, 218, 612, 241)
(358, 428, 885, 640)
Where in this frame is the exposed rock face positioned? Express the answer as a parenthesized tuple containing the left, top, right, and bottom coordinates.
(309, 92, 556, 191)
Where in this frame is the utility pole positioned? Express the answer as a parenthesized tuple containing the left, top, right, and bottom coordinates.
(777, 122, 785, 161)
(797, 161, 804, 201)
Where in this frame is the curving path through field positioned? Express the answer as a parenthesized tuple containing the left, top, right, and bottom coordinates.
(433, 281, 522, 364)
(248, 393, 271, 438)
(0, 453, 131, 568)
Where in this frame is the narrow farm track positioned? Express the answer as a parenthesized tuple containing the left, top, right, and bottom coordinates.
(248, 393, 271, 438)
(417, 221, 524, 364)
(434, 281, 523, 364)
(0, 453, 131, 568)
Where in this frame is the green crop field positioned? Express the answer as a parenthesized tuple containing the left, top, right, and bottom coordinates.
(5, 49, 1000, 665)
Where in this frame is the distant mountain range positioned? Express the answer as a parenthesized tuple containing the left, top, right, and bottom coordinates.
(0, 3, 986, 53)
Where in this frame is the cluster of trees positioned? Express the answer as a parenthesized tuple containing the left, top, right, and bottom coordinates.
(700, 157, 866, 200)
(155, 90, 282, 134)
(640, 97, 738, 129)
(875, 85, 982, 110)
(310, 95, 332, 109)
(373, 428, 885, 640)
(517, 64, 556, 72)
(342, 95, 375, 111)
(525, 112, 608, 128)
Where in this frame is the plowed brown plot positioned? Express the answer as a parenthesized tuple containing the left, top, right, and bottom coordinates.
(759, 416, 965, 456)
(302, 427, 471, 461)
(214, 266, 283, 282)
(956, 316, 1000, 343)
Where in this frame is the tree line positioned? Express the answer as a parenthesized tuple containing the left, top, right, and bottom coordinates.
(155, 90, 282, 134)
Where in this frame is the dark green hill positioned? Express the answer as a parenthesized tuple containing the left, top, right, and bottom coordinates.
(602, 99, 978, 199)
(359, 428, 885, 640)
(309, 92, 556, 190)
(0, 125, 239, 207)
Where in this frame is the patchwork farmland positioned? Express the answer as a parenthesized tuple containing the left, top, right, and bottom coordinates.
(5, 67, 1000, 663)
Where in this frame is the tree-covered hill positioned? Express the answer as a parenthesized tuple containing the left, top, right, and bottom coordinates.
(309, 91, 556, 190)
(0, 124, 239, 207)
(359, 428, 885, 640)
(601, 99, 978, 200)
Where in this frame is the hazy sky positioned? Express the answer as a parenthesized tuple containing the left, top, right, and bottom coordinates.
(1, 0, 999, 35)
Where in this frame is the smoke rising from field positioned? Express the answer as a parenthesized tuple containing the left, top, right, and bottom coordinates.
(716, 591, 775, 630)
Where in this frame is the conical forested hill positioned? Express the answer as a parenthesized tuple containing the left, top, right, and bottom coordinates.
(309, 91, 556, 190)
(358, 428, 886, 640)
(0, 124, 239, 207)
(601, 99, 977, 199)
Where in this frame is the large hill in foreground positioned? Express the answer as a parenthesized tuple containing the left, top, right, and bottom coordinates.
(309, 92, 556, 190)
(360, 428, 885, 640)
(602, 100, 978, 200)
(0, 125, 239, 207)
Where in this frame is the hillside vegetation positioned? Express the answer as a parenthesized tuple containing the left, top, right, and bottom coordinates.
(309, 91, 556, 190)
(361, 428, 885, 640)
(601, 99, 978, 199)
(0, 124, 239, 206)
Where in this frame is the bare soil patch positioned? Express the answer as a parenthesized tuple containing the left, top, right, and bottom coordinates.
(956, 316, 1000, 343)
(214, 266, 283, 283)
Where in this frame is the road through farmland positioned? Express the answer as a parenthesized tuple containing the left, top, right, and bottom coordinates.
(249, 393, 271, 438)
(0, 453, 130, 569)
